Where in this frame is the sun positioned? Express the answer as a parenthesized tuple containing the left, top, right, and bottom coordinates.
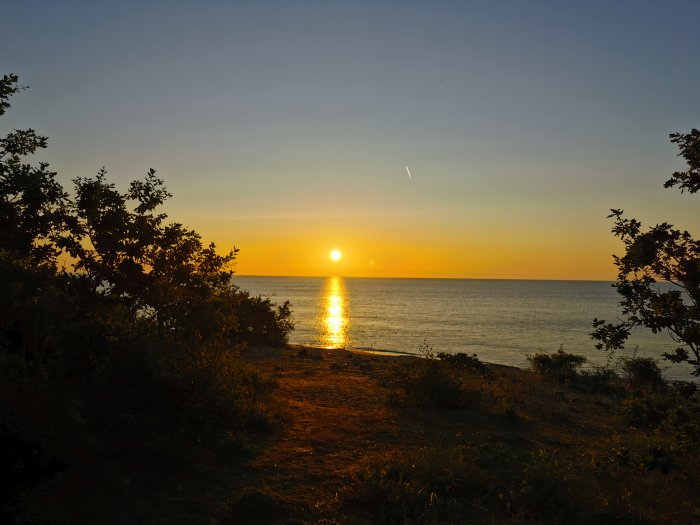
(330, 249, 342, 262)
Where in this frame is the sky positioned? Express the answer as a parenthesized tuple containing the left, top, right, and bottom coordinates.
(2, 0, 699, 279)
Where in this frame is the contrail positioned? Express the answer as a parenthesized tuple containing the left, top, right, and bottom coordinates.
(405, 164, 412, 180)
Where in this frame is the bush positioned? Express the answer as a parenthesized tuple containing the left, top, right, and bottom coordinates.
(578, 366, 621, 393)
(86, 340, 274, 443)
(385, 351, 482, 410)
(518, 462, 582, 523)
(621, 393, 679, 429)
(230, 291, 294, 347)
(347, 445, 508, 524)
(345, 444, 626, 525)
(527, 348, 587, 382)
(672, 380, 697, 398)
(618, 356, 666, 391)
(386, 359, 465, 410)
(436, 351, 486, 373)
(0, 421, 66, 525)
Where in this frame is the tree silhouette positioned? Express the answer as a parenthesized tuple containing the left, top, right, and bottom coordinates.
(1, 73, 293, 363)
(0, 75, 69, 265)
(592, 129, 700, 376)
(63, 167, 240, 339)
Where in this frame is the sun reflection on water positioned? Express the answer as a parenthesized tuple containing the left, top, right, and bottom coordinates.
(321, 277, 349, 348)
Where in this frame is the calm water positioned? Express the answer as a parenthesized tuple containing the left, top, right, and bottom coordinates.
(233, 276, 695, 380)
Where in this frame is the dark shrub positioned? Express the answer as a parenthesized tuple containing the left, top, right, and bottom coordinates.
(436, 352, 486, 373)
(527, 348, 587, 382)
(578, 365, 621, 393)
(386, 356, 479, 410)
(621, 394, 677, 429)
(619, 356, 665, 391)
(231, 291, 294, 347)
(672, 380, 697, 398)
(0, 421, 65, 524)
(86, 340, 274, 442)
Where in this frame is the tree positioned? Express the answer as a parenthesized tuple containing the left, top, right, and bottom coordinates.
(1, 72, 293, 356)
(0, 74, 69, 266)
(592, 129, 700, 376)
(0, 74, 73, 369)
(63, 167, 240, 340)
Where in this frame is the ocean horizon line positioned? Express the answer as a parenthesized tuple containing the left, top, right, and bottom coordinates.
(235, 274, 615, 283)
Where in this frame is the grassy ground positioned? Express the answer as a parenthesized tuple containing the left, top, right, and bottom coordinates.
(229, 346, 700, 524)
(13, 345, 700, 524)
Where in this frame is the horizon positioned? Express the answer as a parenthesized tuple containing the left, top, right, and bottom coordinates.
(3, 0, 699, 280)
(235, 273, 616, 283)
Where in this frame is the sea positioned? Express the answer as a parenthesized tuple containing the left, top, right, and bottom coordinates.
(233, 276, 696, 381)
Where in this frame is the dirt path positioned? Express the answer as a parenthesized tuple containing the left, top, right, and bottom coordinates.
(246, 348, 399, 503)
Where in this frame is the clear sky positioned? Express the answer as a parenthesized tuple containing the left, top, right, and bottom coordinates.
(2, 0, 699, 279)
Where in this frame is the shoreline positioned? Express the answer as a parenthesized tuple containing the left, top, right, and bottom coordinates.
(284, 343, 699, 383)
(287, 343, 418, 359)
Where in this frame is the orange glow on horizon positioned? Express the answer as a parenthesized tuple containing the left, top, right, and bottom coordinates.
(187, 211, 628, 281)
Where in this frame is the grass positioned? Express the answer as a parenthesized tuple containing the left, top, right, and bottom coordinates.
(384, 344, 489, 410)
(251, 347, 700, 525)
(4, 345, 700, 524)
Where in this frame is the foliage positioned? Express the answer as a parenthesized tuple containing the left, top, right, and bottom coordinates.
(592, 129, 700, 375)
(0, 77, 69, 266)
(86, 340, 275, 441)
(618, 355, 666, 391)
(0, 72, 293, 354)
(344, 442, 654, 525)
(229, 289, 293, 347)
(527, 348, 587, 382)
(63, 168, 235, 337)
(578, 365, 621, 393)
(0, 74, 291, 521)
(436, 351, 486, 372)
(385, 343, 484, 410)
(0, 420, 65, 525)
(663, 129, 700, 194)
(622, 394, 677, 429)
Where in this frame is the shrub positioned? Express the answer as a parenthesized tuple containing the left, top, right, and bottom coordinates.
(386, 359, 461, 410)
(230, 290, 294, 347)
(672, 380, 697, 398)
(0, 421, 66, 525)
(517, 462, 582, 523)
(527, 348, 587, 382)
(0, 72, 287, 524)
(621, 394, 677, 429)
(386, 354, 481, 410)
(86, 340, 274, 442)
(618, 356, 665, 391)
(346, 445, 506, 524)
(436, 351, 486, 373)
(345, 444, 616, 525)
(578, 366, 621, 394)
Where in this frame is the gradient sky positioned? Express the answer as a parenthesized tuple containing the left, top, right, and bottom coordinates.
(2, 0, 699, 279)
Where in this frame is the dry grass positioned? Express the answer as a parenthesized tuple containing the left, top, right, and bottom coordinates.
(228, 346, 700, 525)
(10, 346, 700, 524)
